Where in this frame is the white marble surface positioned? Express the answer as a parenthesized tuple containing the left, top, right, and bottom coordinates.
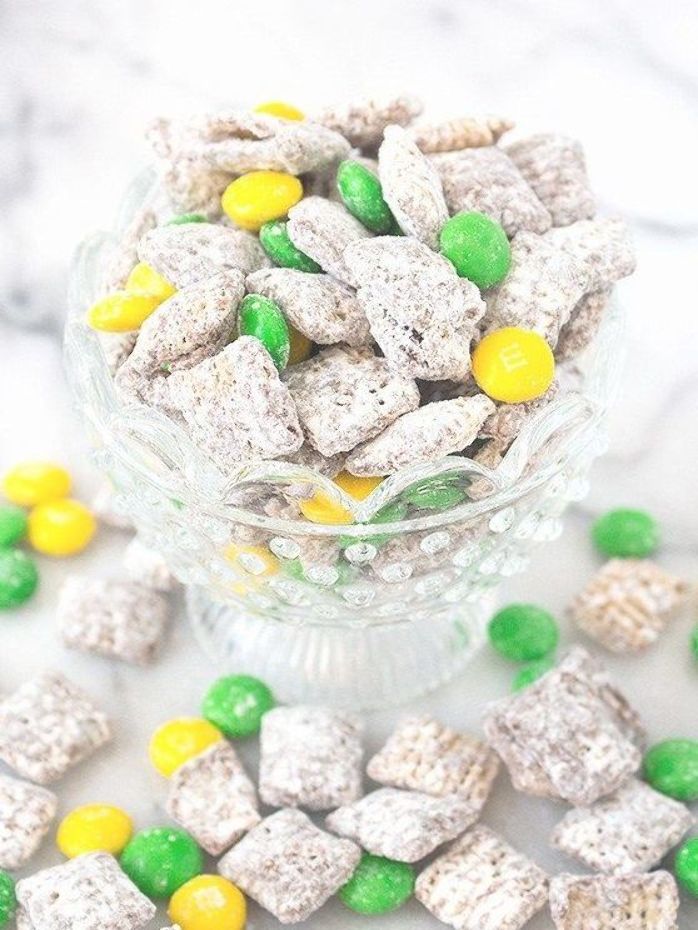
(1, 0, 698, 926)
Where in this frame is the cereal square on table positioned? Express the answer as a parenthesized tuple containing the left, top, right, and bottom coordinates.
(325, 786, 478, 862)
(416, 825, 549, 930)
(259, 706, 363, 811)
(550, 778, 693, 874)
(483, 646, 644, 806)
(569, 559, 687, 654)
(0, 672, 112, 785)
(366, 715, 499, 813)
(0, 773, 57, 870)
(166, 741, 260, 855)
(57, 576, 170, 665)
(16, 852, 156, 930)
(218, 808, 360, 924)
(549, 871, 679, 930)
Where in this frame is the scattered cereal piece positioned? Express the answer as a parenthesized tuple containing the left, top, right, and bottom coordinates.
(221, 171, 303, 232)
(169, 875, 246, 930)
(339, 852, 415, 915)
(478, 380, 560, 447)
(431, 147, 552, 237)
(287, 196, 374, 285)
(346, 396, 495, 476)
(138, 223, 269, 289)
(284, 345, 420, 456)
(0, 549, 39, 609)
(366, 715, 499, 812)
(259, 706, 363, 811)
(149, 718, 223, 778)
(218, 808, 361, 924)
(488, 602, 559, 661)
(57, 804, 133, 859)
(378, 125, 449, 249)
(115, 272, 243, 402)
(2, 462, 71, 507)
(315, 94, 423, 150)
(551, 778, 693, 874)
(483, 646, 644, 805)
(166, 337, 303, 473)
(57, 576, 170, 664)
(546, 217, 636, 292)
(345, 237, 485, 381)
(246, 267, 371, 347)
(556, 288, 612, 360)
(325, 787, 478, 862)
(122, 537, 177, 591)
(0, 672, 112, 784)
(644, 739, 698, 802)
(166, 741, 260, 855)
(569, 559, 686, 654)
(202, 674, 275, 739)
(549, 871, 679, 930)
(0, 774, 57, 870)
(280, 444, 347, 479)
(120, 828, 203, 899)
(16, 852, 156, 930)
(99, 207, 157, 296)
(485, 231, 588, 346)
(415, 825, 549, 930)
(505, 134, 596, 227)
(98, 331, 138, 375)
(411, 114, 514, 153)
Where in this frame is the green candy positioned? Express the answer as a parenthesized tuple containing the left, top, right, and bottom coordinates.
(339, 853, 415, 915)
(166, 213, 207, 225)
(644, 740, 698, 801)
(403, 480, 466, 512)
(591, 508, 659, 558)
(691, 625, 698, 661)
(239, 294, 290, 371)
(120, 827, 202, 898)
(488, 603, 559, 662)
(0, 505, 27, 548)
(512, 655, 555, 691)
(675, 837, 698, 897)
(336, 161, 395, 234)
(440, 211, 511, 288)
(202, 674, 275, 738)
(339, 500, 409, 550)
(0, 549, 39, 610)
(0, 872, 16, 929)
(259, 220, 321, 272)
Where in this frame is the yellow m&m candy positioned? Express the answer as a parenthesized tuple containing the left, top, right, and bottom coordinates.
(221, 171, 303, 232)
(472, 327, 555, 404)
(57, 804, 133, 858)
(169, 875, 246, 930)
(86, 291, 161, 333)
(254, 100, 305, 121)
(2, 462, 71, 507)
(225, 544, 279, 578)
(125, 262, 176, 301)
(287, 325, 313, 365)
(28, 499, 96, 556)
(300, 472, 383, 525)
(149, 718, 223, 777)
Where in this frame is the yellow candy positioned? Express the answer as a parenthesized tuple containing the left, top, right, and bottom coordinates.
(2, 462, 71, 506)
(300, 472, 383, 525)
(287, 325, 313, 365)
(57, 804, 133, 859)
(225, 543, 279, 578)
(254, 100, 305, 121)
(28, 499, 96, 556)
(221, 171, 303, 232)
(125, 262, 176, 301)
(169, 875, 246, 930)
(86, 291, 161, 333)
(472, 327, 555, 404)
(149, 718, 223, 777)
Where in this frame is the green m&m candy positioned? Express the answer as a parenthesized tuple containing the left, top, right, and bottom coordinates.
(675, 837, 698, 897)
(0, 872, 16, 929)
(336, 161, 395, 234)
(512, 655, 555, 691)
(488, 603, 559, 662)
(403, 478, 466, 512)
(591, 508, 659, 558)
(166, 213, 208, 225)
(202, 674, 275, 738)
(0, 505, 27, 548)
(238, 294, 290, 371)
(0, 549, 39, 609)
(339, 853, 415, 915)
(259, 220, 321, 272)
(644, 740, 698, 801)
(440, 211, 511, 289)
(120, 827, 202, 898)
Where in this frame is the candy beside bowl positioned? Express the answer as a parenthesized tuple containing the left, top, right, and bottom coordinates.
(64, 168, 622, 710)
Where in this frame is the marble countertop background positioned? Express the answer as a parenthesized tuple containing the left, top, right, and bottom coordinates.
(1, 0, 698, 926)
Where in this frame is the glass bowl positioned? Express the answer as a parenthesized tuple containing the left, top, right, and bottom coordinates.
(64, 169, 623, 709)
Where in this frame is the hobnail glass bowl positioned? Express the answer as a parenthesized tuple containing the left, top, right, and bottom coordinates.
(65, 169, 623, 709)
